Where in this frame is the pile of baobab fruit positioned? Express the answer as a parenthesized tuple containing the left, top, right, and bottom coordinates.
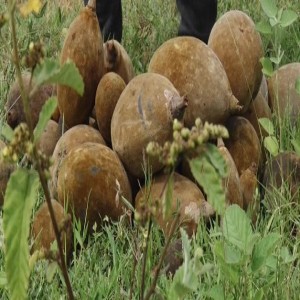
(1, 0, 299, 264)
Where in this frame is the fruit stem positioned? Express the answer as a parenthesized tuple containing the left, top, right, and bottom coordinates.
(87, 0, 96, 11)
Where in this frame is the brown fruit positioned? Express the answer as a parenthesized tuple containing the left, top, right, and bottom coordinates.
(267, 63, 300, 123)
(240, 163, 259, 224)
(164, 239, 183, 277)
(57, 0, 104, 129)
(263, 152, 300, 205)
(148, 36, 241, 127)
(31, 199, 73, 261)
(111, 73, 187, 178)
(103, 40, 135, 84)
(135, 172, 214, 237)
(0, 140, 15, 207)
(5, 73, 56, 129)
(38, 120, 60, 157)
(242, 77, 272, 142)
(224, 116, 261, 175)
(218, 139, 243, 208)
(208, 10, 263, 112)
(95, 72, 126, 144)
(50, 124, 106, 199)
(57, 142, 132, 230)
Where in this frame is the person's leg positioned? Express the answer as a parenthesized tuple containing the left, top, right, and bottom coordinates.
(176, 0, 217, 43)
(83, 0, 122, 42)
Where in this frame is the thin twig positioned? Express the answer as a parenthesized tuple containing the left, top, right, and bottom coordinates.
(144, 213, 180, 300)
(8, 3, 74, 299)
(140, 218, 152, 300)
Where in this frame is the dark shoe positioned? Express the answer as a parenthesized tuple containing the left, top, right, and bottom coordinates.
(83, 0, 123, 42)
(176, 0, 217, 43)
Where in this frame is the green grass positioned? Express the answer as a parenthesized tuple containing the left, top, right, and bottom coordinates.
(0, 0, 300, 299)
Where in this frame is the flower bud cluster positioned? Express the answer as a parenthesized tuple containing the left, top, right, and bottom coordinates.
(147, 118, 229, 168)
(23, 40, 45, 68)
(1, 123, 51, 172)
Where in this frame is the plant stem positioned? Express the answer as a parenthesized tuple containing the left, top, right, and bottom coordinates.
(140, 218, 152, 300)
(129, 233, 138, 300)
(8, 3, 74, 299)
(144, 213, 180, 300)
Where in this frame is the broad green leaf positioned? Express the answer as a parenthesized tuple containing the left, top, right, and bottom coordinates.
(3, 169, 39, 300)
(168, 229, 197, 299)
(295, 77, 300, 95)
(206, 285, 225, 300)
(280, 9, 298, 27)
(254, 289, 264, 300)
(260, 57, 274, 77)
(0, 271, 7, 289)
(214, 241, 240, 285)
(33, 97, 58, 143)
(163, 172, 174, 219)
(189, 156, 225, 215)
(264, 136, 279, 156)
(0, 124, 14, 142)
(223, 243, 241, 264)
(46, 262, 59, 283)
(291, 139, 300, 156)
(280, 246, 295, 264)
(251, 233, 281, 272)
(204, 144, 227, 178)
(255, 20, 272, 34)
(33, 58, 84, 96)
(258, 118, 274, 135)
(260, 0, 278, 18)
(222, 205, 253, 253)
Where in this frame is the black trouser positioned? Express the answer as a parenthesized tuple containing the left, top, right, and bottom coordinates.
(84, 0, 217, 44)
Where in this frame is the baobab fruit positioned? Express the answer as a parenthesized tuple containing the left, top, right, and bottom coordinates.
(268, 63, 300, 123)
(135, 172, 214, 237)
(103, 39, 135, 84)
(95, 72, 126, 144)
(240, 163, 259, 223)
(57, 0, 104, 129)
(263, 152, 300, 206)
(31, 199, 73, 262)
(111, 73, 187, 178)
(0, 140, 15, 207)
(148, 36, 242, 127)
(49, 124, 106, 199)
(38, 120, 60, 157)
(57, 142, 132, 231)
(208, 10, 263, 112)
(225, 116, 261, 176)
(217, 138, 243, 208)
(5, 73, 55, 129)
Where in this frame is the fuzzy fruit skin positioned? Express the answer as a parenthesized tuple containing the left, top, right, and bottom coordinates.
(240, 163, 258, 223)
(242, 76, 272, 142)
(218, 141, 243, 208)
(57, 4, 104, 129)
(31, 199, 73, 262)
(208, 10, 263, 112)
(225, 116, 261, 176)
(135, 172, 214, 238)
(148, 36, 241, 128)
(95, 72, 126, 144)
(50, 125, 106, 200)
(268, 63, 300, 123)
(111, 73, 186, 178)
(0, 140, 15, 207)
(57, 142, 132, 231)
(103, 40, 135, 84)
(263, 152, 300, 206)
(38, 120, 60, 157)
(5, 74, 56, 129)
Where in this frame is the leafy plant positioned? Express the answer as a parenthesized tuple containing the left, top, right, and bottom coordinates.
(256, 0, 298, 76)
